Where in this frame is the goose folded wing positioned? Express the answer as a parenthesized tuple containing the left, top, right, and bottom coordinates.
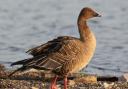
(25, 38, 83, 70)
(12, 36, 83, 71)
(26, 36, 75, 56)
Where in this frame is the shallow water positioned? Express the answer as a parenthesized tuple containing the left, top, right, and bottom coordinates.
(0, 0, 128, 76)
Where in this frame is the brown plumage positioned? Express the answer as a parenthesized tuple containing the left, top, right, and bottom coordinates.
(9, 7, 101, 89)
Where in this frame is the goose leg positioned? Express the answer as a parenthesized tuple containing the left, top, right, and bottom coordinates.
(64, 76, 67, 89)
(50, 76, 58, 89)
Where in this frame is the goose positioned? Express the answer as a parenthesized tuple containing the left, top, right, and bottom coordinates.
(9, 7, 101, 89)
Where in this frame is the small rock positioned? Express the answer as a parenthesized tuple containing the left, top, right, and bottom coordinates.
(119, 73, 128, 82)
(75, 75, 97, 84)
(103, 82, 114, 89)
(31, 86, 38, 89)
(0, 64, 5, 71)
(68, 80, 76, 86)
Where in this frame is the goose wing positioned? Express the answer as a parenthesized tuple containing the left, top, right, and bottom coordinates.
(26, 36, 73, 56)
(11, 36, 84, 70)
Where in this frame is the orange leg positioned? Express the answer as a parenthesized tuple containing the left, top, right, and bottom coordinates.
(50, 76, 58, 89)
(64, 76, 67, 89)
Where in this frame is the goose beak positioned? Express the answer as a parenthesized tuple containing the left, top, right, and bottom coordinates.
(94, 13, 101, 17)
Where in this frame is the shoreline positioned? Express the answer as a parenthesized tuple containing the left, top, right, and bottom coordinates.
(0, 64, 128, 89)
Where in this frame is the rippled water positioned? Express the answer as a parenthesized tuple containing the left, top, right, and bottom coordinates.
(0, 0, 128, 76)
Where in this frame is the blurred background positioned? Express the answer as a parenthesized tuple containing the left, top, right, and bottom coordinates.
(0, 0, 128, 76)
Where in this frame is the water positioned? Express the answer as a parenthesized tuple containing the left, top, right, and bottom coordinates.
(0, 0, 128, 76)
